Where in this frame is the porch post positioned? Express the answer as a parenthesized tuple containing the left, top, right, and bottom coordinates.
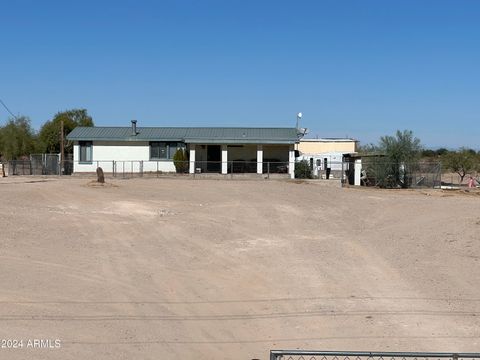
(221, 144, 228, 174)
(257, 145, 263, 174)
(189, 144, 196, 174)
(354, 159, 362, 186)
(289, 145, 295, 179)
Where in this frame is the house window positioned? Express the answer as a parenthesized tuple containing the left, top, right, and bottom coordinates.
(150, 142, 185, 160)
(79, 141, 92, 163)
(168, 142, 180, 159)
(150, 142, 167, 159)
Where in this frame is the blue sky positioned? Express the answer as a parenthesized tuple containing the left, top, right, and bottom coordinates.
(1, 0, 479, 149)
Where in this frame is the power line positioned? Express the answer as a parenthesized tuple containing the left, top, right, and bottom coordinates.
(0, 98, 18, 119)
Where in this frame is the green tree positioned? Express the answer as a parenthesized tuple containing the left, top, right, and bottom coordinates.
(0, 116, 37, 160)
(441, 148, 478, 183)
(357, 143, 378, 155)
(373, 130, 422, 188)
(421, 149, 437, 158)
(436, 147, 449, 156)
(38, 109, 93, 153)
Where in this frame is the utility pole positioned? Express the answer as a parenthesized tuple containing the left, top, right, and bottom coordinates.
(60, 120, 64, 175)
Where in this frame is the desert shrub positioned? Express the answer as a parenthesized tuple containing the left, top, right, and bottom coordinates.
(173, 148, 188, 173)
(295, 160, 313, 179)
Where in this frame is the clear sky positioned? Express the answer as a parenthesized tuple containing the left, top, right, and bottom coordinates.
(1, 0, 479, 149)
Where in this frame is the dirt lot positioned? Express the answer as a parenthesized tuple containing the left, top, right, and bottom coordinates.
(0, 176, 479, 360)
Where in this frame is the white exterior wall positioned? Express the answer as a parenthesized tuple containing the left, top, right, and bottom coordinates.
(73, 141, 176, 173)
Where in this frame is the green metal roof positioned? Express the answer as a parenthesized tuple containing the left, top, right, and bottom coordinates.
(67, 127, 299, 144)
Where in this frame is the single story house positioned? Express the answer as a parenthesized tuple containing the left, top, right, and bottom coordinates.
(66, 120, 301, 178)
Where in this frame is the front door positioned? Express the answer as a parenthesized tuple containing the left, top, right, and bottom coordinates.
(207, 145, 221, 172)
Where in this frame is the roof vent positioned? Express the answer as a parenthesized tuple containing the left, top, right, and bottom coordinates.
(131, 120, 137, 136)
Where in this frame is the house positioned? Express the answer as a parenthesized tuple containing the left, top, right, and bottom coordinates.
(296, 138, 358, 178)
(66, 120, 300, 178)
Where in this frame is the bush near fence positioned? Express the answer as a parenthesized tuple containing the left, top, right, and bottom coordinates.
(358, 159, 441, 189)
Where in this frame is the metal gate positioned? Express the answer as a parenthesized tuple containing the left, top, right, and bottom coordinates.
(270, 351, 480, 360)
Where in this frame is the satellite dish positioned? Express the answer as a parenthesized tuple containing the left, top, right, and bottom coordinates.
(300, 128, 309, 135)
(297, 112, 303, 119)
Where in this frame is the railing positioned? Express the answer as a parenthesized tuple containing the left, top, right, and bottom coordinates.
(269, 351, 480, 360)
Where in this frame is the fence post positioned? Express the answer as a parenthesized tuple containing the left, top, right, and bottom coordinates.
(439, 163, 442, 188)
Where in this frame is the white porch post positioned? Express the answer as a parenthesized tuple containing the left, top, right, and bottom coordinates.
(289, 145, 295, 179)
(256, 145, 263, 174)
(221, 145, 228, 174)
(354, 159, 362, 186)
(189, 145, 196, 174)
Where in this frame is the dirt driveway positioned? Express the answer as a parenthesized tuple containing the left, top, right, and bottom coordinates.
(0, 177, 479, 359)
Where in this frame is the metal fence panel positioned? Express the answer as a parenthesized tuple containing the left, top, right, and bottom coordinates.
(8, 160, 32, 176)
(88, 160, 294, 179)
(342, 159, 442, 189)
(6, 154, 73, 176)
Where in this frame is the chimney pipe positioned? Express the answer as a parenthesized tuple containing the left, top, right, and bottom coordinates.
(131, 120, 137, 136)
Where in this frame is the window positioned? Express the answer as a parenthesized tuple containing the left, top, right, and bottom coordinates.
(150, 142, 167, 159)
(150, 142, 185, 160)
(79, 141, 92, 163)
(169, 142, 181, 159)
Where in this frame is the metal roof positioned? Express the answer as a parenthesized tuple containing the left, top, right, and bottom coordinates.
(67, 126, 299, 144)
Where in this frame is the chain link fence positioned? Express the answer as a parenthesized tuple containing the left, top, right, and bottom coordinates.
(68, 160, 293, 179)
(270, 351, 480, 360)
(342, 159, 442, 189)
(3, 158, 353, 181)
(2, 157, 444, 188)
(6, 154, 73, 176)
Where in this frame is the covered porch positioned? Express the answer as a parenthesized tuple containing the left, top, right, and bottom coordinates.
(188, 144, 296, 178)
